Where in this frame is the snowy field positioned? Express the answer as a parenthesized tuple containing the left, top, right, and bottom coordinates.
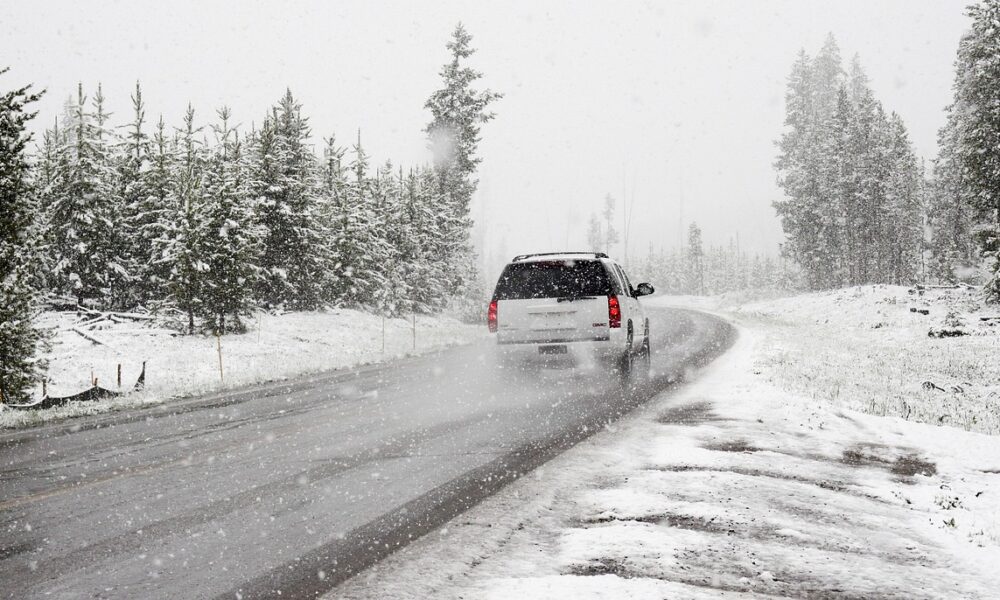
(0, 310, 484, 429)
(332, 291, 1000, 599)
(731, 285, 1000, 435)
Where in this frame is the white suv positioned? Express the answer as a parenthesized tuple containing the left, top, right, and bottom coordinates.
(487, 252, 654, 379)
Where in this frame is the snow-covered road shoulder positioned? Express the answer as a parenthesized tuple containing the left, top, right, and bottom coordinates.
(0, 310, 484, 429)
(334, 320, 1000, 599)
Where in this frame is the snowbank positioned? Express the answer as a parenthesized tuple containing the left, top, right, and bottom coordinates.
(0, 310, 484, 429)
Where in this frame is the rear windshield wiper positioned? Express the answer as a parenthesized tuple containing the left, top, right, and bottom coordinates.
(556, 295, 598, 303)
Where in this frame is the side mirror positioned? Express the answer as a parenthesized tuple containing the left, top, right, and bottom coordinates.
(635, 282, 655, 297)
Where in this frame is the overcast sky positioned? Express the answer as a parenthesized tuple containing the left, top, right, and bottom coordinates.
(2, 0, 971, 276)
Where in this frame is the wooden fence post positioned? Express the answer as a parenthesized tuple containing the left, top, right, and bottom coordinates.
(216, 332, 225, 383)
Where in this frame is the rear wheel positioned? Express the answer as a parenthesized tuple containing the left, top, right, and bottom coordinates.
(616, 326, 650, 393)
(636, 334, 651, 385)
(616, 324, 635, 390)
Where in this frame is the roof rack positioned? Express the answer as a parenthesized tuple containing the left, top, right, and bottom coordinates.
(511, 251, 609, 262)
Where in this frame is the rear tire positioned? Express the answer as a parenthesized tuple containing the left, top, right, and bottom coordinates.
(615, 345, 634, 392)
(636, 335, 651, 386)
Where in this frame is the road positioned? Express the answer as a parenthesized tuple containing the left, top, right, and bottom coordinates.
(0, 307, 733, 599)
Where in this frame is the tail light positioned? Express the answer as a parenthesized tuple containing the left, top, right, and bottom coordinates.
(608, 295, 621, 328)
(488, 300, 498, 333)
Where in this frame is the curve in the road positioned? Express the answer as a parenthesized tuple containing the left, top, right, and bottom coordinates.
(0, 307, 734, 600)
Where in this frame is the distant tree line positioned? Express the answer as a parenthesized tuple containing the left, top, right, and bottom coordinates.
(631, 223, 796, 296)
(0, 24, 499, 402)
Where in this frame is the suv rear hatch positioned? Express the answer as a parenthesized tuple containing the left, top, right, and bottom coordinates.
(493, 259, 613, 344)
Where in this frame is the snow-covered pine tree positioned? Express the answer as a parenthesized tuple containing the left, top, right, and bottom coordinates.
(254, 90, 326, 310)
(317, 134, 347, 304)
(116, 82, 156, 307)
(661, 247, 684, 293)
(949, 0, 1000, 301)
(370, 161, 411, 316)
(684, 223, 705, 295)
(198, 108, 261, 333)
(776, 38, 923, 290)
(928, 110, 976, 283)
(157, 105, 206, 334)
(31, 118, 62, 293)
(586, 214, 603, 253)
(774, 50, 824, 289)
(407, 166, 450, 311)
(91, 85, 133, 309)
(0, 69, 46, 403)
(47, 83, 118, 307)
(425, 23, 501, 317)
(602, 194, 619, 254)
(819, 85, 855, 287)
(333, 132, 389, 308)
(883, 113, 924, 284)
(847, 62, 893, 285)
(143, 116, 178, 304)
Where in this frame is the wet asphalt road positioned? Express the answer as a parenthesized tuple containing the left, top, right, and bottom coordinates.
(0, 307, 734, 599)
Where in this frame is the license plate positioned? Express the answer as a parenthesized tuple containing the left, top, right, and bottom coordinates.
(538, 345, 568, 355)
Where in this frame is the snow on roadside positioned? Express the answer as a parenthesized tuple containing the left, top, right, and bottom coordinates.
(332, 319, 1000, 599)
(732, 285, 1000, 435)
(0, 310, 483, 429)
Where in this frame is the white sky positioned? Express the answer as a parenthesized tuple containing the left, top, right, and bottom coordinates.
(1, 0, 971, 276)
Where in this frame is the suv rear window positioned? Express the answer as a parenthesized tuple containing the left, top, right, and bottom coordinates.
(493, 260, 612, 300)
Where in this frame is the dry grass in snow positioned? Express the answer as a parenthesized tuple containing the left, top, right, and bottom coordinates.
(731, 285, 1000, 435)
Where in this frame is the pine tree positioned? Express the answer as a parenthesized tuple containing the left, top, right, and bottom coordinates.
(371, 161, 411, 315)
(143, 116, 177, 303)
(92, 84, 132, 309)
(32, 117, 62, 293)
(254, 90, 326, 309)
(774, 50, 824, 289)
(158, 105, 206, 334)
(775, 38, 924, 290)
(425, 24, 501, 316)
(117, 82, 156, 307)
(47, 83, 118, 307)
(602, 194, 619, 254)
(198, 108, 261, 333)
(408, 166, 450, 311)
(883, 113, 924, 284)
(586, 214, 603, 253)
(929, 110, 976, 283)
(684, 223, 705, 295)
(0, 69, 46, 403)
(334, 133, 389, 308)
(949, 0, 1000, 300)
(317, 134, 347, 304)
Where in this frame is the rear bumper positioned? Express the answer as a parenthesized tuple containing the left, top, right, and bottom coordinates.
(496, 325, 623, 346)
(496, 334, 609, 345)
(493, 336, 624, 368)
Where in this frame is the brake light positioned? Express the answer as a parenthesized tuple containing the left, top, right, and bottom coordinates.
(608, 295, 621, 328)
(488, 300, 498, 333)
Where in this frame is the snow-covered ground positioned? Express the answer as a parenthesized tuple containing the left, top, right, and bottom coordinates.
(732, 285, 1000, 435)
(332, 291, 1000, 599)
(0, 310, 483, 429)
